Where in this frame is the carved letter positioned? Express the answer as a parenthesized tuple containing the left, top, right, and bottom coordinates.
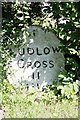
(52, 47, 60, 53)
(42, 61, 47, 68)
(18, 48, 25, 55)
(34, 61, 41, 68)
(49, 60, 54, 68)
(27, 48, 34, 55)
(44, 47, 50, 55)
(17, 59, 25, 68)
(36, 48, 42, 55)
(27, 62, 32, 68)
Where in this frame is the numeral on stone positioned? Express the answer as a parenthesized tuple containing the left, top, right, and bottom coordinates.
(32, 72, 40, 79)
(37, 83, 39, 89)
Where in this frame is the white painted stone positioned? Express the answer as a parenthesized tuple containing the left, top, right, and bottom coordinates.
(7, 26, 64, 89)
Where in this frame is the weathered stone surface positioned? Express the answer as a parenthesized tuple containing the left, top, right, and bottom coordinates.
(7, 26, 64, 89)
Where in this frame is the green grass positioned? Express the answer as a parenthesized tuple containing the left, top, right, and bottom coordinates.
(3, 88, 78, 118)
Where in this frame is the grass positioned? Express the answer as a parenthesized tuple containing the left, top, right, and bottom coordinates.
(3, 88, 78, 118)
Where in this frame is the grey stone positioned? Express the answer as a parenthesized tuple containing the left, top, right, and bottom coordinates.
(7, 26, 64, 89)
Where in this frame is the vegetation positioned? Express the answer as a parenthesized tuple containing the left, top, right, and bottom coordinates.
(0, 2, 80, 118)
(3, 86, 78, 118)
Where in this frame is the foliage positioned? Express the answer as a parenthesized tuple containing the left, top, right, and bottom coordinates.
(2, 82, 78, 118)
(0, 2, 80, 118)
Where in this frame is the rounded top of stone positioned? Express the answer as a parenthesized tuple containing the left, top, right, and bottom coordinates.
(26, 25, 61, 47)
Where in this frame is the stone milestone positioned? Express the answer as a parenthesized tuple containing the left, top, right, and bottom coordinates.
(7, 26, 64, 89)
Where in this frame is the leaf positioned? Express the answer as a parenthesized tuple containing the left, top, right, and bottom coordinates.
(73, 82, 79, 93)
(57, 85, 63, 90)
